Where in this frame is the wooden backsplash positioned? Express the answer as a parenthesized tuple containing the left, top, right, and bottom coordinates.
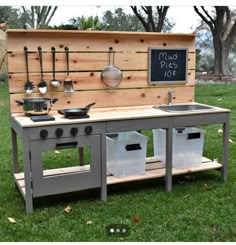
(7, 30, 196, 113)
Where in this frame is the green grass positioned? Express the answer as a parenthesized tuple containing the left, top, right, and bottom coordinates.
(1, 82, 236, 241)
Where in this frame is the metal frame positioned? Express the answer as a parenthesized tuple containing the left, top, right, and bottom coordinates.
(11, 111, 230, 213)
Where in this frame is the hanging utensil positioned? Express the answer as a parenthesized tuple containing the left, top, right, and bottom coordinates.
(64, 46, 74, 93)
(37, 46, 47, 94)
(50, 47, 61, 87)
(23, 46, 35, 94)
(101, 47, 122, 88)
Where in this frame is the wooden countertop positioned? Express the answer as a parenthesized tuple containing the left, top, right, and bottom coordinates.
(11, 102, 230, 128)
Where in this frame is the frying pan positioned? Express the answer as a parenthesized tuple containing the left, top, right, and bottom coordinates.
(58, 102, 96, 117)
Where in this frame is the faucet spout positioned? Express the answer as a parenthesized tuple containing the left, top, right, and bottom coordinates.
(168, 89, 175, 105)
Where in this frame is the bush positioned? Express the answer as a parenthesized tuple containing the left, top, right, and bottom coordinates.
(0, 72, 8, 82)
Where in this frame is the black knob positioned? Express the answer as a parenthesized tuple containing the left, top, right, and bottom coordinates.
(70, 127, 78, 136)
(55, 128, 63, 137)
(85, 126, 93, 135)
(40, 129, 48, 139)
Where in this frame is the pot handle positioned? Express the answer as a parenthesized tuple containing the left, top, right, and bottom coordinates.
(57, 110, 65, 115)
(51, 98, 58, 104)
(85, 102, 96, 109)
(15, 99, 24, 105)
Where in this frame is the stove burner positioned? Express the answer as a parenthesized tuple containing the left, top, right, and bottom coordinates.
(64, 114, 90, 119)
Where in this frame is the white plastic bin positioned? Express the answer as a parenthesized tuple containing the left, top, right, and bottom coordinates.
(153, 127, 205, 169)
(106, 131, 148, 177)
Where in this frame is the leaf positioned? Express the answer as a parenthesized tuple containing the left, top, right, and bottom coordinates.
(8, 217, 16, 224)
(217, 129, 223, 133)
(54, 150, 61, 154)
(86, 220, 92, 225)
(64, 206, 72, 213)
(132, 216, 140, 223)
(229, 138, 234, 143)
(204, 183, 211, 190)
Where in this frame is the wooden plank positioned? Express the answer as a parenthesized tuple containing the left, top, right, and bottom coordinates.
(14, 158, 221, 190)
(107, 161, 222, 185)
(10, 86, 195, 113)
(8, 70, 195, 93)
(7, 51, 196, 73)
(7, 30, 196, 52)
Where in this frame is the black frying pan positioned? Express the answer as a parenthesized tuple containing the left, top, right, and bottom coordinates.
(58, 102, 96, 117)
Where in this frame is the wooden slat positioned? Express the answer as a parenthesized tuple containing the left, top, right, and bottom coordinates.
(8, 70, 195, 93)
(107, 160, 222, 185)
(7, 30, 196, 52)
(7, 30, 196, 112)
(10, 86, 195, 113)
(14, 157, 221, 190)
(7, 51, 196, 73)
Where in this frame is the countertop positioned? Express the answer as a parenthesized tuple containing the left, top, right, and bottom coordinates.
(11, 102, 230, 128)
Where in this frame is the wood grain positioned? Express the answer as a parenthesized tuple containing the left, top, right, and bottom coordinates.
(7, 30, 196, 112)
(10, 86, 195, 113)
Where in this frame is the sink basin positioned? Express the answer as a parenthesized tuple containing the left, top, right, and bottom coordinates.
(154, 103, 216, 113)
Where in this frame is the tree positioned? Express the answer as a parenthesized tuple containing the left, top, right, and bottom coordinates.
(21, 6, 58, 28)
(69, 16, 104, 30)
(130, 6, 173, 32)
(0, 6, 25, 29)
(102, 8, 145, 31)
(194, 6, 236, 75)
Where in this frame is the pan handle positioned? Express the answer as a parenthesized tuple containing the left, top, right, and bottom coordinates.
(50, 98, 58, 104)
(85, 102, 96, 109)
(57, 110, 65, 115)
(15, 99, 24, 105)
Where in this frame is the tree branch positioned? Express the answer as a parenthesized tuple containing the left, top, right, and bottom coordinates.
(193, 6, 214, 33)
(131, 6, 149, 31)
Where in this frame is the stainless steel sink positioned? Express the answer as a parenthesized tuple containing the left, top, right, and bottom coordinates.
(154, 103, 216, 112)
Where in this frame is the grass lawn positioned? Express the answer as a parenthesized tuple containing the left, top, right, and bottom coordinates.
(1, 82, 236, 242)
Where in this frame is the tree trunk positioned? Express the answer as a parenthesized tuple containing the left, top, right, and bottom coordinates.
(213, 33, 231, 75)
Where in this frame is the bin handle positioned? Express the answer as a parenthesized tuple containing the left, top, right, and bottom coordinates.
(56, 141, 78, 149)
(187, 132, 201, 140)
(125, 143, 142, 151)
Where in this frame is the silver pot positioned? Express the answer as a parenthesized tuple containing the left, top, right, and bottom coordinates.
(15, 97, 58, 116)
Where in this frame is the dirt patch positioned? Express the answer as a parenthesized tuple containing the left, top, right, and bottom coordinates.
(196, 73, 236, 83)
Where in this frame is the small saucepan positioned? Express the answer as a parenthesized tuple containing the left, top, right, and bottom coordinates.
(58, 102, 96, 117)
(15, 97, 58, 116)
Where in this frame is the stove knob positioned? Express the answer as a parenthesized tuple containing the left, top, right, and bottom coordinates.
(55, 128, 63, 137)
(40, 129, 48, 139)
(70, 127, 78, 136)
(85, 125, 93, 135)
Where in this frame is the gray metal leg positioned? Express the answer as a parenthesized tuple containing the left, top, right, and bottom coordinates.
(165, 127, 173, 192)
(222, 121, 229, 182)
(11, 128, 19, 173)
(78, 147, 84, 166)
(100, 133, 107, 201)
(22, 129, 33, 214)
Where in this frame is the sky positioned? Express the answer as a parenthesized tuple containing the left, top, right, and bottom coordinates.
(7, 0, 236, 33)
(49, 5, 201, 33)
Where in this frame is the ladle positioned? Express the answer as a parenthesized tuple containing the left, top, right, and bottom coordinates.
(37, 46, 47, 94)
(23, 46, 35, 94)
(50, 47, 61, 87)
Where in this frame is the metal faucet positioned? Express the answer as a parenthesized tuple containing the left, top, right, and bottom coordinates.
(168, 89, 175, 105)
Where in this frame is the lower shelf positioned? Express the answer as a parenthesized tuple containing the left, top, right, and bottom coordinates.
(14, 156, 222, 197)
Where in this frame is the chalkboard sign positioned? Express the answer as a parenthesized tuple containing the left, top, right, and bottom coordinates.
(148, 48, 188, 84)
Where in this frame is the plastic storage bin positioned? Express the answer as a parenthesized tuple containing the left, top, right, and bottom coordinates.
(153, 127, 205, 169)
(106, 131, 148, 177)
